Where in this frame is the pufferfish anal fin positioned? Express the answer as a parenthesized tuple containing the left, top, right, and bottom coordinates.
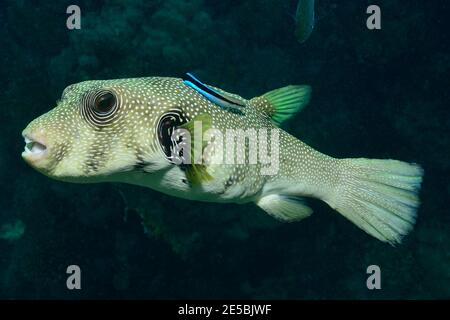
(178, 113, 214, 185)
(256, 194, 313, 221)
(182, 73, 246, 115)
(250, 85, 311, 126)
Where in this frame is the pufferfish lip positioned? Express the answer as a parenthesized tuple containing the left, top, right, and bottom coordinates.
(22, 134, 48, 158)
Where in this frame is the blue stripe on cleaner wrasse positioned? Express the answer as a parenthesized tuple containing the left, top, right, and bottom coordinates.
(182, 73, 245, 114)
(21, 76, 423, 246)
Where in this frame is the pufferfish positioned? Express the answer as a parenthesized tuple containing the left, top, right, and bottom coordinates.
(22, 73, 423, 245)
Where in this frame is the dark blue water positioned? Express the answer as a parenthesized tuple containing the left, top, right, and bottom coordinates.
(0, 0, 448, 299)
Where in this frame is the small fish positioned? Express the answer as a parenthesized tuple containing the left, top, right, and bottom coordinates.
(22, 76, 423, 245)
(295, 0, 315, 43)
(183, 73, 245, 114)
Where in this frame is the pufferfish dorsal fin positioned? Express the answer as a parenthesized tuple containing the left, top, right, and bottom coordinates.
(182, 73, 246, 115)
(250, 85, 311, 126)
(178, 113, 214, 184)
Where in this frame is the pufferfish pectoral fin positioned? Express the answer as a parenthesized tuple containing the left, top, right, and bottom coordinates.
(256, 194, 313, 222)
(250, 85, 311, 126)
(178, 113, 214, 185)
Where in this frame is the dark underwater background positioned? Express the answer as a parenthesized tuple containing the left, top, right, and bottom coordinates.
(0, 0, 449, 299)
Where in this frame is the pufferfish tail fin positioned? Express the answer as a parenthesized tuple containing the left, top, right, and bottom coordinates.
(325, 158, 423, 246)
(256, 158, 423, 246)
(250, 85, 311, 126)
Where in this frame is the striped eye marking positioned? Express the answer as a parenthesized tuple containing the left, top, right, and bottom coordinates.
(80, 89, 120, 127)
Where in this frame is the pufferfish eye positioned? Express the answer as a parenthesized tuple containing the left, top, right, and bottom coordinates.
(94, 91, 116, 114)
(81, 89, 120, 127)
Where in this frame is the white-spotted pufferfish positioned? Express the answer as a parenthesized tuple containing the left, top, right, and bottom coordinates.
(22, 74, 423, 245)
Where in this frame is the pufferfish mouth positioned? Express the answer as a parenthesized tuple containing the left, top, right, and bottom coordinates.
(23, 135, 47, 156)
